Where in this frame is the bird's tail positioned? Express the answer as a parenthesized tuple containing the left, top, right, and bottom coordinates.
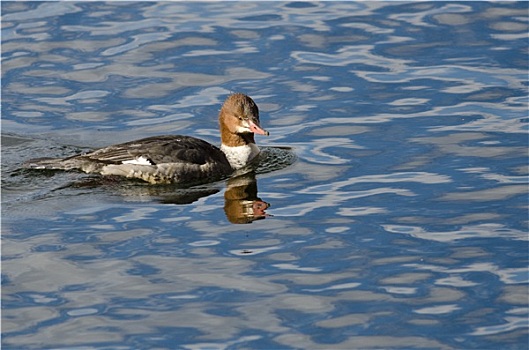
(24, 157, 75, 170)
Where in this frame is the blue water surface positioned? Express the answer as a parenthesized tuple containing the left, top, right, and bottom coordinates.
(2, 2, 528, 349)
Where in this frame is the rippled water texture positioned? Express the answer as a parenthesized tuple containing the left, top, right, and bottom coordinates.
(2, 2, 528, 349)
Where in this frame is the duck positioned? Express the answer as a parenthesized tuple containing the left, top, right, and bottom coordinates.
(25, 93, 269, 184)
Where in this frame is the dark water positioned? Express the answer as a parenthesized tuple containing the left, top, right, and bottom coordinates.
(2, 2, 528, 349)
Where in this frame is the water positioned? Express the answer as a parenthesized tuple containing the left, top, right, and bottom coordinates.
(2, 2, 528, 349)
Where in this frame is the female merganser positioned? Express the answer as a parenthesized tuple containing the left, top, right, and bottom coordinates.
(25, 93, 269, 184)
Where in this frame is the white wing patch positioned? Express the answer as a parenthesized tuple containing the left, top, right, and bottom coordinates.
(122, 156, 154, 166)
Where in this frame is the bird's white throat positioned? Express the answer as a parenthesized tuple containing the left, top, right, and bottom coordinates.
(221, 143, 260, 169)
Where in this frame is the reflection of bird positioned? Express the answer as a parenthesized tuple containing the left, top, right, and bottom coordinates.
(224, 172, 270, 224)
(25, 93, 269, 185)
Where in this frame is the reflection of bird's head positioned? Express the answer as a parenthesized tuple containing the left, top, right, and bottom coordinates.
(224, 172, 269, 224)
(224, 198, 269, 224)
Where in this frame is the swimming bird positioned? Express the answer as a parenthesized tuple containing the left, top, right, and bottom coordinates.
(25, 93, 269, 184)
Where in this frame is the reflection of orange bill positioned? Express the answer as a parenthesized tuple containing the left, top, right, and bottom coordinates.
(253, 200, 271, 218)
